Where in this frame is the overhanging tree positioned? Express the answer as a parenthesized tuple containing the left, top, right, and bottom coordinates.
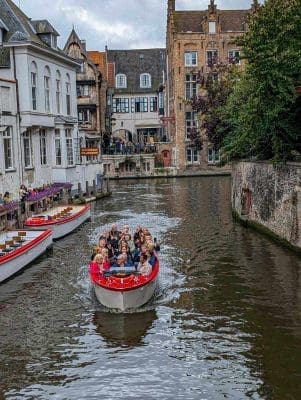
(223, 0, 301, 162)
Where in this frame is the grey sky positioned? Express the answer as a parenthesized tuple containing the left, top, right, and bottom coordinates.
(19, 0, 257, 50)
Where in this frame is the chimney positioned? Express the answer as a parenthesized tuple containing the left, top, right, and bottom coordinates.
(208, 0, 217, 14)
(168, 0, 175, 15)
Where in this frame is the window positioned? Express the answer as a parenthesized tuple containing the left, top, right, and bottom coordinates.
(150, 97, 158, 112)
(77, 85, 90, 97)
(65, 129, 74, 166)
(115, 74, 127, 88)
(39, 129, 47, 165)
(3, 127, 13, 170)
(185, 74, 197, 99)
(66, 74, 71, 115)
(186, 148, 198, 164)
(23, 131, 32, 168)
(207, 50, 218, 67)
(134, 97, 148, 113)
(140, 73, 151, 88)
(208, 148, 220, 163)
(55, 129, 62, 166)
(185, 51, 197, 66)
(228, 50, 241, 65)
(44, 66, 51, 112)
(0, 86, 10, 112)
(113, 98, 129, 113)
(209, 21, 216, 34)
(185, 112, 197, 139)
(31, 62, 38, 111)
(78, 109, 91, 122)
(158, 92, 164, 109)
(56, 71, 61, 114)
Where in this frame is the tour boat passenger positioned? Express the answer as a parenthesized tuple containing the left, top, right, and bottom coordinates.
(90, 254, 104, 279)
(100, 248, 111, 270)
(137, 254, 152, 276)
(125, 234, 135, 253)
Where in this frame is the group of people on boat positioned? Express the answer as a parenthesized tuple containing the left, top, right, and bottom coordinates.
(90, 224, 160, 278)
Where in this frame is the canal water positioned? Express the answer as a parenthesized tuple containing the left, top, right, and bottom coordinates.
(0, 177, 301, 400)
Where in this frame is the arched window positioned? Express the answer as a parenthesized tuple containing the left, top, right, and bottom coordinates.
(140, 73, 151, 88)
(30, 61, 38, 111)
(55, 70, 61, 114)
(115, 73, 127, 89)
(44, 66, 51, 112)
(65, 73, 71, 115)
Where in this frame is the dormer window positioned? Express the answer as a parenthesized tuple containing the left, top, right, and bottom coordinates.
(116, 74, 127, 89)
(209, 21, 216, 34)
(140, 73, 151, 88)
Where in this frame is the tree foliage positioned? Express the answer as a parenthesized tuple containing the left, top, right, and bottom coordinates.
(223, 0, 301, 162)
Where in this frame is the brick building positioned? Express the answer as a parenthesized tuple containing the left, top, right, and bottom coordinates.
(166, 0, 257, 171)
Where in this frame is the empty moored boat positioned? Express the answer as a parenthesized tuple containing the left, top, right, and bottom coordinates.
(0, 229, 53, 283)
(24, 205, 91, 239)
(90, 260, 160, 312)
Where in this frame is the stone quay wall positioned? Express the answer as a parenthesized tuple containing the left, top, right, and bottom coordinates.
(232, 161, 301, 250)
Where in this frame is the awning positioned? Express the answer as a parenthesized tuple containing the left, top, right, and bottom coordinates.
(0, 126, 8, 133)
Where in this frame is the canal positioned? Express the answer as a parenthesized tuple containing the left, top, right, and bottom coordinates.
(0, 177, 301, 400)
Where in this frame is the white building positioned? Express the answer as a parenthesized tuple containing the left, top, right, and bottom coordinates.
(0, 0, 103, 199)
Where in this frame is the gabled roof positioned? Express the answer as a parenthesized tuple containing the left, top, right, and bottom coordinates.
(0, 0, 44, 44)
(107, 48, 166, 93)
(63, 28, 84, 54)
(173, 8, 249, 33)
(31, 20, 59, 36)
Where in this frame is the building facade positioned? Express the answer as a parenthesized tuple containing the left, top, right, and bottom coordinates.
(166, 0, 256, 170)
(0, 0, 105, 199)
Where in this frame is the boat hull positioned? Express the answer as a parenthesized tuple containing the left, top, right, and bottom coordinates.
(94, 276, 158, 311)
(0, 230, 53, 283)
(24, 205, 90, 239)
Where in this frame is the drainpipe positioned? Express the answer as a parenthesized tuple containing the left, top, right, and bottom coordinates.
(12, 47, 24, 186)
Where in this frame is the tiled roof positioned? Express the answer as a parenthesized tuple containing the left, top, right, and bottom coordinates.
(107, 48, 166, 93)
(88, 51, 107, 79)
(174, 11, 206, 33)
(174, 9, 249, 33)
(31, 20, 59, 36)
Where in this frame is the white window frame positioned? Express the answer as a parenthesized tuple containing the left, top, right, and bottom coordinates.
(185, 51, 197, 67)
(39, 129, 47, 165)
(31, 72, 37, 111)
(66, 74, 71, 116)
(44, 75, 50, 112)
(208, 147, 220, 164)
(140, 73, 151, 89)
(186, 148, 199, 164)
(78, 109, 92, 122)
(55, 129, 62, 166)
(56, 74, 61, 114)
(185, 74, 197, 100)
(115, 74, 127, 89)
(23, 130, 33, 168)
(65, 129, 74, 166)
(209, 21, 216, 34)
(3, 127, 14, 170)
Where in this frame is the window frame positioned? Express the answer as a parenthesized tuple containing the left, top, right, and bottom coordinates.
(3, 126, 14, 170)
(115, 73, 127, 89)
(185, 51, 198, 67)
(150, 97, 158, 112)
(186, 148, 199, 164)
(228, 49, 241, 65)
(113, 97, 129, 113)
(65, 128, 74, 166)
(185, 74, 197, 100)
(39, 129, 47, 166)
(55, 129, 62, 166)
(23, 130, 33, 168)
(140, 73, 151, 89)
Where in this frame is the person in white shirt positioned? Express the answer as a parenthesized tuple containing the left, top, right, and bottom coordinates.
(137, 254, 152, 276)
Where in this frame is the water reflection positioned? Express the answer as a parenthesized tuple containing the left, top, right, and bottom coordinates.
(1, 177, 301, 400)
(93, 310, 157, 348)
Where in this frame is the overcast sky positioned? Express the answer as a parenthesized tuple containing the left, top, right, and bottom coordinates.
(19, 0, 257, 50)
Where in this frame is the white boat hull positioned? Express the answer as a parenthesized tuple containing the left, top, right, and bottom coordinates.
(0, 230, 53, 283)
(94, 277, 158, 311)
(25, 206, 91, 239)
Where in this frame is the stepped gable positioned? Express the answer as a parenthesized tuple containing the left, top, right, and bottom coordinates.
(106, 48, 166, 93)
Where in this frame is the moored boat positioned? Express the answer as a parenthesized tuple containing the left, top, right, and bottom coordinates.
(0, 229, 53, 283)
(24, 205, 91, 239)
(90, 260, 159, 311)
